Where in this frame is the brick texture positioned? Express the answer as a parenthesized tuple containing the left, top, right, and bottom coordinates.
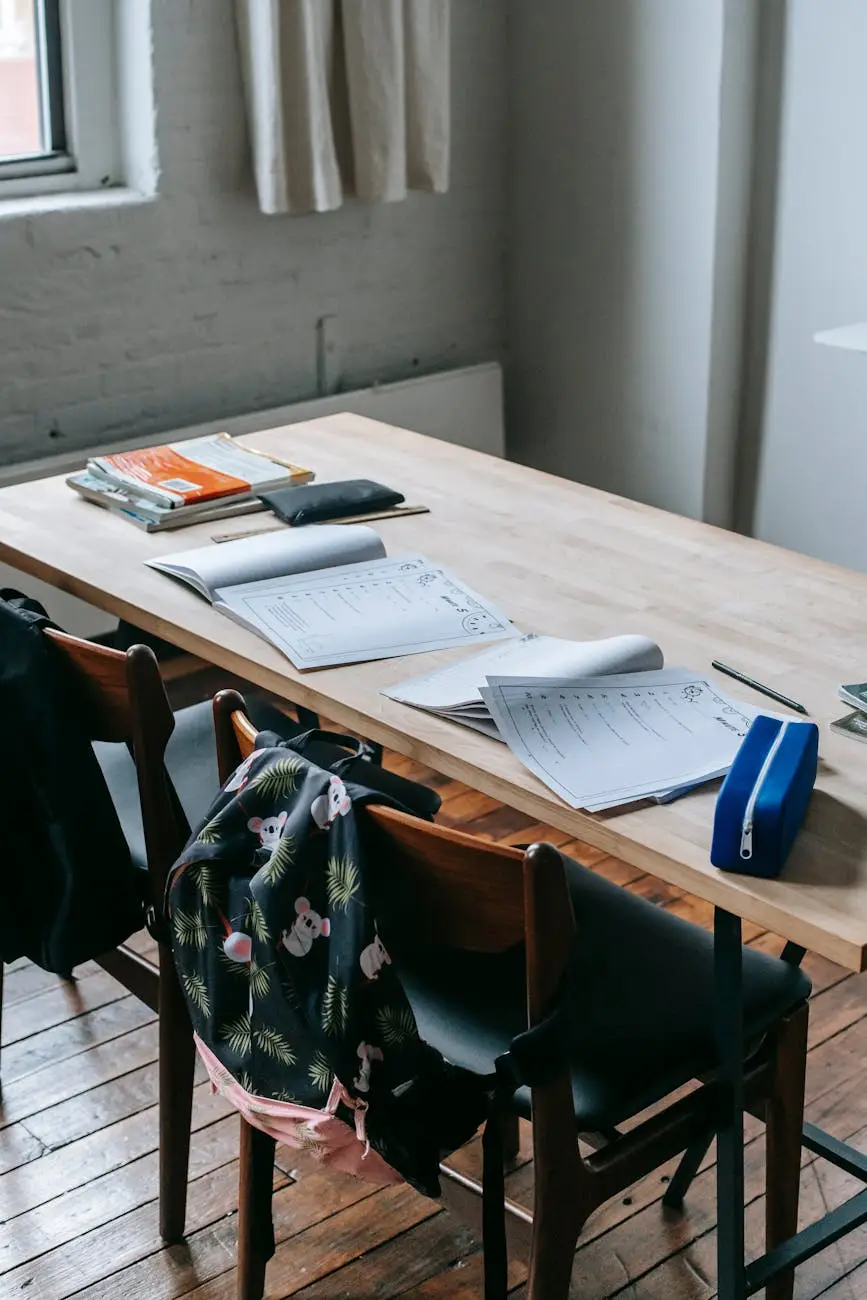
(0, 0, 506, 465)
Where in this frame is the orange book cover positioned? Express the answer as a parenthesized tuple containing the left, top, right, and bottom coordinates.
(99, 445, 248, 505)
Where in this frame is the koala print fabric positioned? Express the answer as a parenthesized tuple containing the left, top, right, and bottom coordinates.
(167, 729, 487, 1197)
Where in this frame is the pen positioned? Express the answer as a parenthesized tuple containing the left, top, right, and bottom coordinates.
(711, 661, 809, 715)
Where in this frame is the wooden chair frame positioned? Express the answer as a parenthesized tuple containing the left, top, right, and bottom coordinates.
(213, 688, 808, 1300)
(1, 629, 198, 1243)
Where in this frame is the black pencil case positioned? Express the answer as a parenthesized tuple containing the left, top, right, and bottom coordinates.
(259, 479, 405, 526)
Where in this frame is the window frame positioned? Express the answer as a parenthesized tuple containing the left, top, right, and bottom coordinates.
(0, 0, 119, 199)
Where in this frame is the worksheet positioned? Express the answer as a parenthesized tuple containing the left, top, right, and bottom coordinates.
(481, 670, 763, 811)
(382, 632, 663, 738)
(215, 554, 517, 670)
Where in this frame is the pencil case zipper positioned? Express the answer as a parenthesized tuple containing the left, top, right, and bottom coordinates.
(739, 721, 789, 861)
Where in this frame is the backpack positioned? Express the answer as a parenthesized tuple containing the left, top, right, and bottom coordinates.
(0, 591, 143, 972)
(167, 728, 490, 1197)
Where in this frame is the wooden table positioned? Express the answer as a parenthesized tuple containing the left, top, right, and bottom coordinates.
(3, 412, 867, 969)
(3, 412, 867, 1297)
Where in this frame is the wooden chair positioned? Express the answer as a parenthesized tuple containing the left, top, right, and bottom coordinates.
(1, 622, 313, 1241)
(0, 630, 198, 1241)
(0, 630, 291, 1243)
(214, 690, 811, 1300)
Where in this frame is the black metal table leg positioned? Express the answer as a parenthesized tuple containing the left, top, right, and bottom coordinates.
(662, 1127, 715, 1210)
(715, 907, 747, 1300)
(297, 706, 320, 732)
(710, 917, 867, 1296)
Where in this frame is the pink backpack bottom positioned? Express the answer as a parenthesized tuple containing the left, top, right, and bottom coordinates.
(194, 1034, 404, 1185)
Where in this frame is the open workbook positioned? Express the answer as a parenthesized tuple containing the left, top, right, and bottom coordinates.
(383, 632, 665, 737)
(385, 635, 766, 810)
(148, 526, 515, 670)
(480, 669, 764, 811)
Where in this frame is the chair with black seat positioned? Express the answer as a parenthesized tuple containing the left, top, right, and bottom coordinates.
(0, 628, 296, 1246)
(216, 696, 810, 1300)
(93, 672, 298, 880)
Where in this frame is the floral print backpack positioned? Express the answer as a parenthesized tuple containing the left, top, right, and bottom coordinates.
(167, 728, 489, 1197)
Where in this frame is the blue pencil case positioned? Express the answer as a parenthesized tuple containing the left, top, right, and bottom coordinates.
(710, 715, 819, 879)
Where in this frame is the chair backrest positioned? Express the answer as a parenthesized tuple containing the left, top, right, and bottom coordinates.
(212, 689, 576, 1022)
(365, 804, 526, 953)
(45, 628, 190, 899)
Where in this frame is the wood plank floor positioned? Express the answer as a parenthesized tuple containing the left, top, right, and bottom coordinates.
(3, 751, 867, 1299)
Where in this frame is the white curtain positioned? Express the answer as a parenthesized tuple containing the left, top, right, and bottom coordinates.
(235, 0, 451, 215)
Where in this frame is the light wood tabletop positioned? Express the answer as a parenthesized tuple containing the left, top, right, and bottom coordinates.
(3, 414, 867, 970)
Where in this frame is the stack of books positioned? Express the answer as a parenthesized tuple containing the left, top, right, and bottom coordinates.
(831, 683, 867, 744)
(67, 433, 314, 532)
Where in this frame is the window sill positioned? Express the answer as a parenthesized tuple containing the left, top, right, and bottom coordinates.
(0, 185, 156, 224)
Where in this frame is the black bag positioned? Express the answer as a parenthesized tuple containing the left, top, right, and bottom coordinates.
(0, 591, 144, 972)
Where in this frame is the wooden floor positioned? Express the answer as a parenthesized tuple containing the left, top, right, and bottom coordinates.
(3, 753, 867, 1299)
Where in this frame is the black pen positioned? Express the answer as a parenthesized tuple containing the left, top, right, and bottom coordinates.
(711, 660, 809, 715)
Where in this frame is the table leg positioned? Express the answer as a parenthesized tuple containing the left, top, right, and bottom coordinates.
(715, 907, 747, 1300)
(297, 705, 320, 732)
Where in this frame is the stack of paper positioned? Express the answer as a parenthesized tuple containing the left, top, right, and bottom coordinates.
(382, 633, 664, 738)
(481, 669, 766, 811)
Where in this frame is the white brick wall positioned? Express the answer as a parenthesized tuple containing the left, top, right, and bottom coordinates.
(0, 0, 506, 466)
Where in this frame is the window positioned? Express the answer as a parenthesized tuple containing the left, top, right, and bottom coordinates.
(0, 0, 119, 198)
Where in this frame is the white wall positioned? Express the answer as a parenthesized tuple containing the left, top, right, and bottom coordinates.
(506, 0, 743, 520)
(10, 0, 864, 581)
(0, 0, 506, 466)
(745, 0, 867, 570)
(505, 0, 867, 572)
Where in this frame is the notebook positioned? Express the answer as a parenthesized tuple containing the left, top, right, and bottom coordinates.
(382, 633, 664, 738)
(148, 528, 516, 670)
(830, 683, 867, 741)
(838, 682, 867, 714)
(148, 524, 382, 602)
